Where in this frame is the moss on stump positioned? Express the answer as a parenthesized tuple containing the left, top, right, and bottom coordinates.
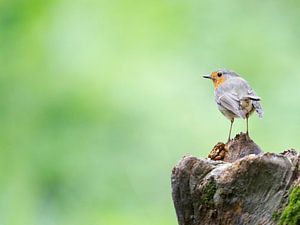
(279, 187, 300, 225)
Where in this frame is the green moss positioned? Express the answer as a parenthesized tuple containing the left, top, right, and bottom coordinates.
(272, 210, 282, 221)
(200, 179, 217, 206)
(279, 187, 300, 225)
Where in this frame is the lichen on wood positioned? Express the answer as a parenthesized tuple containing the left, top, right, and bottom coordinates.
(200, 178, 217, 206)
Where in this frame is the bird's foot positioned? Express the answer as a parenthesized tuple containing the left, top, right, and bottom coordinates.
(227, 137, 232, 143)
(245, 132, 252, 141)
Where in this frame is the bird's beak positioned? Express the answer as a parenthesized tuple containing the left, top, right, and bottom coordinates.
(203, 75, 212, 79)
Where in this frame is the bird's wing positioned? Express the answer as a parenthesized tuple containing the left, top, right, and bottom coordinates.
(217, 93, 246, 119)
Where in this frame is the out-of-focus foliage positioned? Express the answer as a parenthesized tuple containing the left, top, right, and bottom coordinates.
(0, 1, 300, 225)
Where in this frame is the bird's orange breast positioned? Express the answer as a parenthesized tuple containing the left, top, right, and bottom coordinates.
(211, 72, 226, 89)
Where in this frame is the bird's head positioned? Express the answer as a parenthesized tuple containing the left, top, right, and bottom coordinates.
(203, 69, 239, 89)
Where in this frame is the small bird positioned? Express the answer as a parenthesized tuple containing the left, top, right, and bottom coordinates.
(203, 69, 263, 141)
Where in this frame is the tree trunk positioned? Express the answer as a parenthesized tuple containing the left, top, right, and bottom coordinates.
(171, 133, 300, 225)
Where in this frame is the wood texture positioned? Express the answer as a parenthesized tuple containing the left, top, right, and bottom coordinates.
(171, 133, 300, 225)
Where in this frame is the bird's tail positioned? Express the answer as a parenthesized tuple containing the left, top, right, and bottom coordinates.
(241, 95, 263, 117)
(253, 100, 264, 118)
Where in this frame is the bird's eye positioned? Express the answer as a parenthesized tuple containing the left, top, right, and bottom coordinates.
(217, 72, 222, 77)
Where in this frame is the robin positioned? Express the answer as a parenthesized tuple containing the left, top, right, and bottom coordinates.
(203, 69, 263, 141)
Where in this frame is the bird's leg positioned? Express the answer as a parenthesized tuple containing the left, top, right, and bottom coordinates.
(246, 113, 249, 137)
(228, 118, 234, 142)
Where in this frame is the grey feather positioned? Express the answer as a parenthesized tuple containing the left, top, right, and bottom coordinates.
(253, 101, 264, 118)
(217, 93, 246, 119)
(246, 89, 263, 118)
(243, 95, 261, 101)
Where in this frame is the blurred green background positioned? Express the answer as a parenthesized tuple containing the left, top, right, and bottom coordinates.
(1, 0, 300, 225)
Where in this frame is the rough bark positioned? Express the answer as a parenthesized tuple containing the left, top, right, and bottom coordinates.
(171, 133, 300, 225)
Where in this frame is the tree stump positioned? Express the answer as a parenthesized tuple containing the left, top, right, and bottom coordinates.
(171, 133, 300, 225)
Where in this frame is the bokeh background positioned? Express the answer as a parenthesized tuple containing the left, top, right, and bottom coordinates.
(1, 0, 300, 225)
